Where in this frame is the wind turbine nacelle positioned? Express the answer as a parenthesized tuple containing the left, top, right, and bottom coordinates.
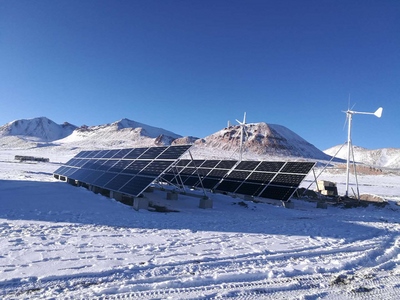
(374, 107, 383, 118)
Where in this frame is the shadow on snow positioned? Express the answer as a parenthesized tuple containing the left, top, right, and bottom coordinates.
(0, 179, 389, 240)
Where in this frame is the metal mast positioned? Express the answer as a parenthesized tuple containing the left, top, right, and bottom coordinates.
(344, 107, 383, 197)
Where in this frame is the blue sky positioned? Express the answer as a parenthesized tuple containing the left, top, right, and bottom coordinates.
(1, 0, 399, 150)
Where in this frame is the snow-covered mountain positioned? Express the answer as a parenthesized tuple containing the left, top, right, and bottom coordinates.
(197, 122, 332, 160)
(58, 118, 182, 148)
(324, 144, 400, 169)
(0, 117, 77, 142)
(2, 117, 399, 167)
(0, 117, 182, 149)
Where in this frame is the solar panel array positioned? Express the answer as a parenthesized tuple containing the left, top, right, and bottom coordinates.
(54, 144, 315, 202)
(161, 160, 315, 201)
(53, 145, 191, 197)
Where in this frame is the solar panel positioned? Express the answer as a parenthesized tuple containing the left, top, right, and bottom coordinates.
(159, 159, 315, 202)
(260, 185, 296, 201)
(271, 173, 306, 187)
(216, 160, 237, 169)
(102, 149, 120, 158)
(119, 176, 155, 196)
(140, 146, 167, 159)
(215, 180, 242, 193)
(93, 172, 117, 187)
(112, 148, 132, 159)
(95, 159, 115, 171)
(74, 151, 86, 158)
(200, 160, 220, 168)
(124, 147, 148, 159)
(53, 145, 191, 199)
(105, 174, 134, 191)
(235, 182, 266, 196)
(122, 160, 150, 175)
(158, 145, 194, 159)
(81, 151, 97, 158)
(235, 161, 260, 170)
(53, 166, 68, 176)
(82, 170, 104, 185)
(246, 172, 275, 184)
(140, 160, 174, 176)
(93, 150, 110, 158)
(226, 170, 251, 180)
(281, 161, 315, 174)
(256, 161, 285, 172)
(75, 159, 89, 168)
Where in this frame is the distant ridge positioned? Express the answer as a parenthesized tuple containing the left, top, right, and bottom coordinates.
(1, 116, 398, 167)
(0, 117, 77, 142)
(324, 145, 400, 169)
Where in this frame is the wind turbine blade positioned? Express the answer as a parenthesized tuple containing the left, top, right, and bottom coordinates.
(374, 107, 383, 118)
(236, 119, 242, 125)
(243, 112, 246, 124)
(343, 114, 348, 131)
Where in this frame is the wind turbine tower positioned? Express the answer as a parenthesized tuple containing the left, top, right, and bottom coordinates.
(344, 106, 383, 197)
(236, 112, 247, 161)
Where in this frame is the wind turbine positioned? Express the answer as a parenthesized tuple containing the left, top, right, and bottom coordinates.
(343, 106, 383, 198)
(236, 112, 248, 161)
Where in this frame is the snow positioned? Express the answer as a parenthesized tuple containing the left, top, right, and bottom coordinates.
(1, 148, 400, 299)
(324, 144, 400, 169)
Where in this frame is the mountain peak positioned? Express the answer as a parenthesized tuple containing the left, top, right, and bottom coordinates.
(201, 122, 331, 160)
(0, 117, 77, 142)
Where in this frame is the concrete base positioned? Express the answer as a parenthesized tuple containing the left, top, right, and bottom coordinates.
(110, 191, 133, 206)
(283, 201, 294, 209)
(199, 197, 213, 209)
(145, 186, 154, 193)
(133, 197, 149, 211)
(110, 191, 124, 202)
(166, 192, 178, 200)
(317, 202, 328, 209)
(244, 195, 253, 201)
(67, 178, 76, 186)
(91, 186, 102, 194)
(121, 195, 134, 206)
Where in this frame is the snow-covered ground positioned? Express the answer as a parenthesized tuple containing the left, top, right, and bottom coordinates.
(1, 149, 400, 299)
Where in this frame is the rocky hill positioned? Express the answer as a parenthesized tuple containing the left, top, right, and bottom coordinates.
(197, 122, 332, 160)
